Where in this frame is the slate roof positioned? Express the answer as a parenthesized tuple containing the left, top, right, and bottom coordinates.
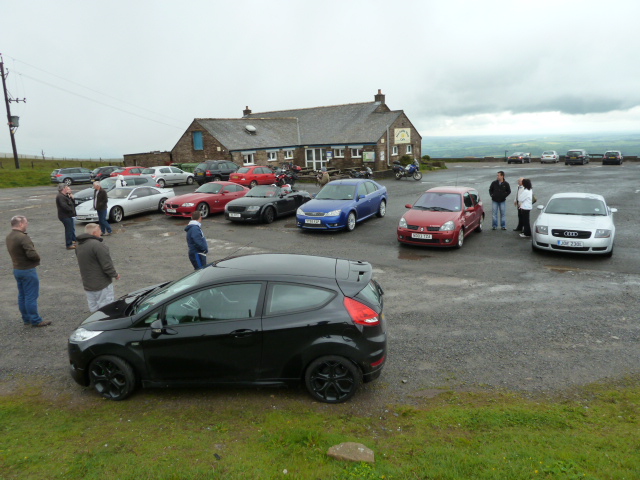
(194, 101, 403, 151)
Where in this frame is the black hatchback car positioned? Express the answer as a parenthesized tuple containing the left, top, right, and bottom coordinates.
(193, 160, 239, 184)
(91, 166, 121, 182)
(565, 149, 590, 165)
(68, 254, 386, 403)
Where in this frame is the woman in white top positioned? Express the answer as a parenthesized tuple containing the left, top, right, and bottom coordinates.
(517, 178, 533, 237)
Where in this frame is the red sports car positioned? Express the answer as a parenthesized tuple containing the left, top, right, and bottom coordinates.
(397, 186, 484, 248)
(229, 166, 276, 187)
(110, 166, 146, 177)
(163, 181, 249, 218)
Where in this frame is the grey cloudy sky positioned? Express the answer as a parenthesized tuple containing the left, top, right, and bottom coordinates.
(2, 0, 639, 158)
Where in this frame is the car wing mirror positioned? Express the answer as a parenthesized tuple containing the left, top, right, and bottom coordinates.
(150, 319, 178, 338)
(537, 205, 544, 210)
(130, 195, 138, 199)
(358, 194, 366, 200)
(610, 207, 617, 214)
(405, 204, 412, 209)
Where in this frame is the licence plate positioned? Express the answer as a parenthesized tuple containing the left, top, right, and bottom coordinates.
(77, 216, 93, 221)
(195, 172, 203, 176)
(411, 233, 432, 239)
(558, 240, 583, 247)
(166, 208, 176, 213)
(570, 157, 577, 159)
(229, 213, 241, 218)
(305, 219, 321, 224)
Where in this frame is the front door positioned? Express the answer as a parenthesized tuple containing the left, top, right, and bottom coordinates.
(305, 148, 326, 170)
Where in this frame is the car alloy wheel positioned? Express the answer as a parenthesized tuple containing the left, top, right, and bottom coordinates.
(213, 175, 222, 181)
(376, 200, 386, 218)
(89, 355, 136, 401)
(262, 206, 275, 224)
(186, 176, 194, 185)
(158, 198, 168, 211)
(456, 228, 464, 248)
(345, 212, 356, 232)
(63, 178, 73, 186)
(304, 355, 361, 404)
(197, 203, 210, 218)
(475, 215, 484, 232)
(110, 206, 124, 223)
(250, 180, 258, 188)
(157, 179, 166, 188)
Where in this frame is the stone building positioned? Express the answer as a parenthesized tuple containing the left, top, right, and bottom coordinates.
(123, 151, 172, 167)
(170, 90, 421, 171)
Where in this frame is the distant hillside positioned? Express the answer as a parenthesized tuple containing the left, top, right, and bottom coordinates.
(423, 132, 640, 158)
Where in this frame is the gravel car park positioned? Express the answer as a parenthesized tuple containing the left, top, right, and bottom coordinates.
(1, 162, 639, 406)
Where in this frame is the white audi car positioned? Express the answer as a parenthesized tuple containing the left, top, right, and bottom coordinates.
(532, 193, 616, 256)
(75, 186, 174, 223)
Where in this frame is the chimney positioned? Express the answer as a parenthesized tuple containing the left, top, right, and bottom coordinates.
(243, 106, 252, 117)
(374, 89, 385, 104)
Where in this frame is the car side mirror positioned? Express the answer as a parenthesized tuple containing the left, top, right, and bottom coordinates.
(358, 194, 365, 200)
(610, 207, 617, 213)
(130, 195, 138, 199)
(405, 204, 412, 209)
(537, 205, 544, 210)
(150, 319, 177, 338)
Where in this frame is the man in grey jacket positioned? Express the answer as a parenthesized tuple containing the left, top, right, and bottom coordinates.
(75, 223, 121, 312)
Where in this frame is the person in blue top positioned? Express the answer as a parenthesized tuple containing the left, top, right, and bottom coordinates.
(185, 211, 208, 269)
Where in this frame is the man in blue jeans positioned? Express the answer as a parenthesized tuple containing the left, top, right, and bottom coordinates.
(5, 215, 51, 327)
(93, 181, 112, 236)
(56, 184, 77, 249)
(488, 171, 511, 230)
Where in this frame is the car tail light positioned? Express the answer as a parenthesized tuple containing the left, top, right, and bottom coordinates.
(205, 170, 212, 175)
(370, 355, 385, 367)
(55, 174, 62, 177)
(344, 297, 379, 326)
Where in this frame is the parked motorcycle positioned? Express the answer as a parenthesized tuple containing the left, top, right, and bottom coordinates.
(392, 160, 422, 181)
(275, 169, 297, 187)
(349, 166, 373, 179)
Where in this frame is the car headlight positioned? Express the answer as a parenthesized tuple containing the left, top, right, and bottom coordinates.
(595, 229, 611, 238)
(325, 210, 342, 217)
(296, 207, 305, 215)
(399, 217, 407, 228)
(69, 328, 103, 343)
(440, 221, 455, 231)
(535, 225, 548, 234)
(246, 206, 260, 212)
(182, 202, 195, 207)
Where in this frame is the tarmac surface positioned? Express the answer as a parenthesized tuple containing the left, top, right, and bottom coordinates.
(1, 162, 639, 405)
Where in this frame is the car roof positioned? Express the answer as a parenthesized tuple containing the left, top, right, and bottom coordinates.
(548, 192, 605, 201)
(204, 181, 242, 186)
(327, 179, 375, 186)
(426, 186, 474, 194)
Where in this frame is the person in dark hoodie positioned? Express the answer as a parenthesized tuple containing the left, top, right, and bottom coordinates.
(488, 170, 511, 230)
(56, 184, 77, 249)
(75, 223, 120, 312)
(185, 211, 208, 269)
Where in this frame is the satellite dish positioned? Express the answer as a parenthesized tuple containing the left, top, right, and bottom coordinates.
(245, 124, 257, 134)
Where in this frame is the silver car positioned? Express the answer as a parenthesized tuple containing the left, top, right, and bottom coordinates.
(74, 176, 158, 205)
(75, 186, 174, 223)
(540, 151, 559, 163)
(51, 167, 93, 185)
(532, 192, 617, 256)
(140, 166, 194, 187)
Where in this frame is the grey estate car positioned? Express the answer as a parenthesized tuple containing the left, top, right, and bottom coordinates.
(51, 167, 93, 185)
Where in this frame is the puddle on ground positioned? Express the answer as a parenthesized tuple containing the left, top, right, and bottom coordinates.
(545, 265, 580, 273)
(398, 251, 432, 260)
(159, 232, 178, 237)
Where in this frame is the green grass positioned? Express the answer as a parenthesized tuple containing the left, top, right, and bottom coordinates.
(0, 158, 122, 188)
(1, 380, 639, 479)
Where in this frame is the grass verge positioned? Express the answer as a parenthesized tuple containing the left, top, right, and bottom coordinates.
(0, 158, 121, 188)
(1, 380, 639, 479)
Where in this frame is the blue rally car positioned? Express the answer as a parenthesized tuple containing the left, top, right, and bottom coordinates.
(296, 179, 388, 232)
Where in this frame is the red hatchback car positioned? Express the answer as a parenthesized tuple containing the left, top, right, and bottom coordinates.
(229, 166, 276, 187)
(110, 166, 146, 177)
(397, 186, 484, 248)
(163, 181, 249, 218)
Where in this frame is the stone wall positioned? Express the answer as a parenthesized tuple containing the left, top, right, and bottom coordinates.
(170, 120, 233, 165)
(123, 151, 172, 167)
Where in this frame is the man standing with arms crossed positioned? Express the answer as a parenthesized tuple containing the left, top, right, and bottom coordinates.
(489, 171, 511, 230)
(75, 223, 120, 312)
(5, 215, 51, 327)
(56, 184, 77, 249)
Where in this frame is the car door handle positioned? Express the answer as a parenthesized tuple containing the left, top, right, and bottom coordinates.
(230, 329, 256, 338)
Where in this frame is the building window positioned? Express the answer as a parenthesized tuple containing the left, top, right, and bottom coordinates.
(284, 150, 293, 160)
(334, 148, 345, 158)
(406, 145, 413, 154)
(267, 151, 278, 162)
(192, 131, 204, 151)
(351, 148, 362, 158)
(392, 146, 398, 156)
(242, 153, 255, 165)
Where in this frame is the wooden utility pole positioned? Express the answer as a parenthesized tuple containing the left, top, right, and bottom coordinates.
(1, 55, 26, 169)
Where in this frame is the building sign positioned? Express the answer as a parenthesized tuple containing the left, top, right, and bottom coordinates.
(363, 152, 375, 163)
(394, 128, 411, 144)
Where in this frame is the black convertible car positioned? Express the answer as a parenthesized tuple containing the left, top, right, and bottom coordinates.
(224, 185, 311, 223)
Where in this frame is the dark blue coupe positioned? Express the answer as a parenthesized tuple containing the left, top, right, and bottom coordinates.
(296, 179, 388, 231)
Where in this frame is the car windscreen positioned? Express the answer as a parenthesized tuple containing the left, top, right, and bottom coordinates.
(545, 198, 607, 216)
(141, 168, 154, 174)
(236, 167, 250, 174)
(247, 185, 278, 197)
(196, 183, 223, 194)
(91, 168, 100, 174)
(195, 163, 207, 171)
(134, 268, 210, 315)
(542, 151, 555, 155)
(100, 178, 117, 189)
(315, 184, 356, 200)
(510, 152, 523, 156)
(108, 188, 133, 199)
(566, 151, 583, 156)
(413, 192, 462, 212)
(604, 152, 619, 156)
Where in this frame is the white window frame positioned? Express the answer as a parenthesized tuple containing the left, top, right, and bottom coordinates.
(267, 151, 278, 162)
(406, 145, 413, 154)
(284, 150, 293, 160)
(351, 148, 363, 158)
(242, 153, 255, 165)
(334, 148, 345, 158)
(392, 146, 398, 156)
